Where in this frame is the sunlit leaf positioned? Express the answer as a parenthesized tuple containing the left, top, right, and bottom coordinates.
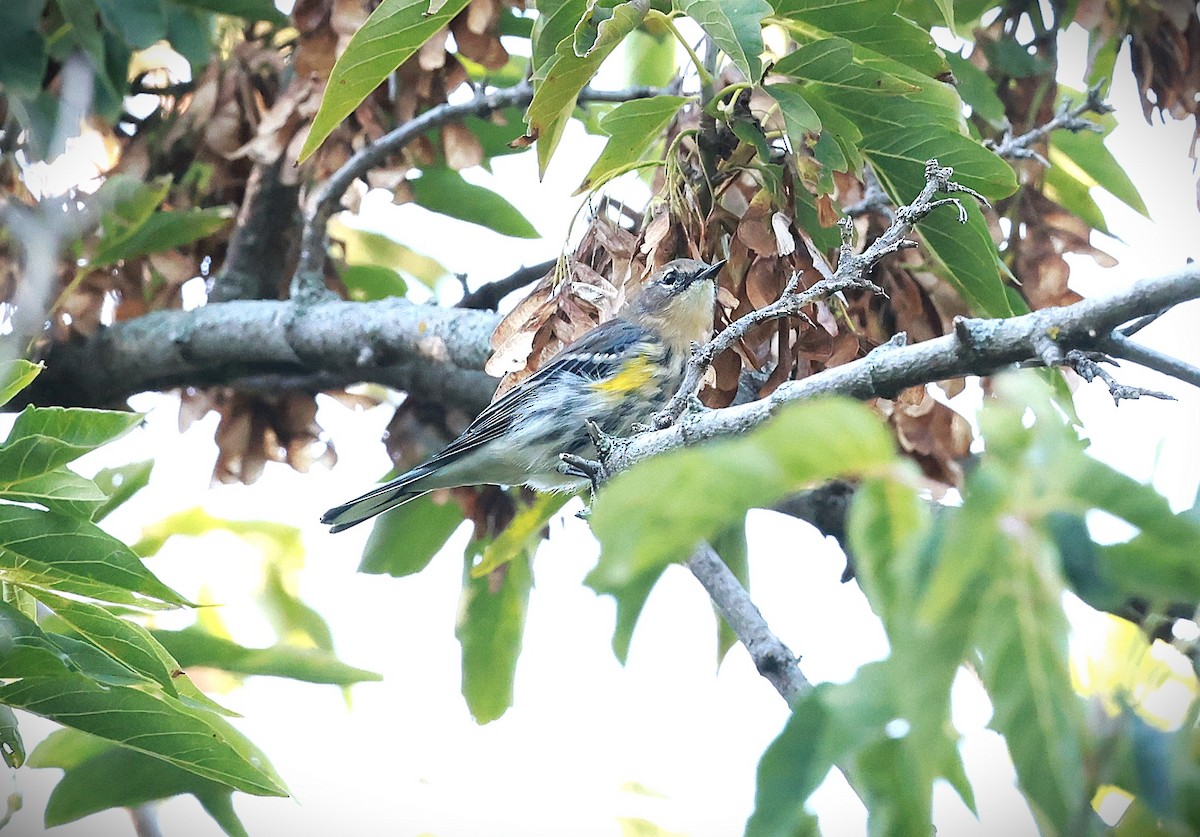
(0, 505, 191, 608)
(29, 588, 179, 693)
(527, 0, 649, 174)
(471, 493, 570, 578)
(32, 730, 250, 836)
(457, 548, 531, 723)
(409, 168, 540, 238)
(0, 673, 287, 796)
(577, 95, 688, 194)
(589, 399, 894, 589)
(676, 0, 771, 81)
(152, 627, 382, 686)
(0, 361, 41, 409)
(298, 0, 473, 162)
(358, 493, 464, 577)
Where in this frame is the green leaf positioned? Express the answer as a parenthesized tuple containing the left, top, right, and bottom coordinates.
(675, 0, 771, 81)
(1043, 160, 1112, 237)
(0, 0, 48, 96)
(943, 50, 1006, 125)
(589, 399, 894, 590)
(973, 538, 1087, 831)
(358, 493, 464, 576)
(620, 27, 677, 88)
(775, 35, 1018, 315)
(164, 2, 215, 70)
(152, 627, 380, 685)
(0, 673, 287, 796)
(747, 674, 891, 837)
(531, 0, 589, 75)
(330, 216, 450, 289)
(90, 459, 155, 522)
(93, 207, 232, 267)
(1049, 130, 1149, 219)
(0, 360, 41, 409)
(472, 493, 571, 578)
(8, 405, 144, 453)
(577, 95, 688, 193)
(526, 0, 649, 174)
(772, 38, 919, 95)
(0, 706, 24, 768)
(0, 505, 192, 608)
(0, 468, 106, 516)
(770, 0, 949, 80)
(457, 548, 532, 723)
(94, 0, 166, 49)
(339, 264, 408, 301)
(32, 730, 250, 836)
(298, 0, 474, 162)
(766, 82, 821, 147)
(591, 564, 667, 663)
(409, 168, 540, 238)
(168, 0, 287, 23)
(29, 588, 179, 693)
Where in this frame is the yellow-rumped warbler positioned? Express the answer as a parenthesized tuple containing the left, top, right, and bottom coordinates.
(322, 258, 725, 532)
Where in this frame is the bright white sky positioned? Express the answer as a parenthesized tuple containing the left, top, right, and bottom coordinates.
(4, 22, 1200, 837)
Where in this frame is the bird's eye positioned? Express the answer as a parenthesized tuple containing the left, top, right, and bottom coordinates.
(662, 270, 678, 286)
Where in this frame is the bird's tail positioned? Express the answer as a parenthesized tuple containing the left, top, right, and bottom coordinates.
(321, 467, 434, 533)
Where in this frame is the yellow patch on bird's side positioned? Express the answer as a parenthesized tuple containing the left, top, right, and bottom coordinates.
(590, 355, 655, 395)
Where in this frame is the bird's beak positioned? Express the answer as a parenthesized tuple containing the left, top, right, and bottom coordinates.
(692, 259, 726, 286)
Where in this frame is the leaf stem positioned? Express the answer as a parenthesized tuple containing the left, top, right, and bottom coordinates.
(648, 10, 714, 87)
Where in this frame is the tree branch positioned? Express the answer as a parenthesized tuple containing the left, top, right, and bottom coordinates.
(599, 264, 1200, 476)
(687, 543, 809, 702)
(291, 82, 669, 300)
(20, 298, 501, 411)
(208, 156, 301, 302)
(988, 83, 1112, 165)
(456, 258, 556, 310)
(1101, 332, 1200, 389)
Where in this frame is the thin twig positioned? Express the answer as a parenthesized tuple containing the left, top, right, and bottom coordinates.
(456, 258, 556, 310)
(988, 83, 1112, 164)
(1064, 349, 1176, 404)
(842, 165, 895, 221)
(600, 263, 1200, 476)
(1101, 332, 1200, 389)
(292, 82, 669, 300)
(687, 543, 808, 702)
(651, 158, 983, 428)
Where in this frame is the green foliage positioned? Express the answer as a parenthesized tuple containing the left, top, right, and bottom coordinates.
(577, 95, 691, 193)
(298, 0, 474, 162)
(409, 168, 540, 239)
(676, 0, 772, 81)
(457, 546, 533, 723)
(0, 364, 388, 831)
(588, 399, 895, 660)
(30, 728, 252, 836)
(527, 0, 650, 174)
(746, 375, 1200, 836)
(152, 627, 382, 686)
(358, 492, 465, 576)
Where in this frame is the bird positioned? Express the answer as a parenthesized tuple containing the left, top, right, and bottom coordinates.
(322, 258, 725, 533)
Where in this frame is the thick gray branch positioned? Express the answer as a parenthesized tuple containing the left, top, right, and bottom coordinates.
(603, 264, 1200, 475)
(21, 298, 501, 411)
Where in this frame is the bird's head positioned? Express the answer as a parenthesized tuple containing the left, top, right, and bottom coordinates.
(630, 258, 725, 351)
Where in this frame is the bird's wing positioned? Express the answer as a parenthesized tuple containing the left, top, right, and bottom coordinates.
(422, 318, 646, 468)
